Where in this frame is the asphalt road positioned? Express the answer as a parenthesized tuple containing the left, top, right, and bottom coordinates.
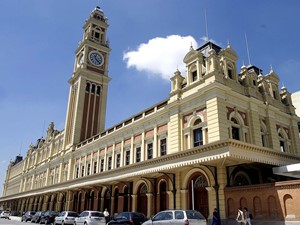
(0, 217, 26, 225)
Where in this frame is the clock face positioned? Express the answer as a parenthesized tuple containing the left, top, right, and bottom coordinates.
(89, 51, 104, 66)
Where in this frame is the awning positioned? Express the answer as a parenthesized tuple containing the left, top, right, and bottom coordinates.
(273, 163, 300, 178)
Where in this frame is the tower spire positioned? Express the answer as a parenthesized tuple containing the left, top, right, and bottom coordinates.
(245, 33, 251, 66)
(204, 10, 209, 42)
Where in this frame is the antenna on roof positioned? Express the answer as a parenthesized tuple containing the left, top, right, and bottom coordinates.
(205, 10, 209, 42)
(41, 120, 45, 139)
(245, 33, 251, 66)
(19, 142, 22, 155)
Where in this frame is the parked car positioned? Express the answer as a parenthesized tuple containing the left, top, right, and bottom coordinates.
(142, 210, 206, 225)
(0, 210, 10, 219)
(40, 210, 59, 224)
(108, 212, 146, 225)
(75, 211, 106, 225)
(31, 211, 44, 223)
(54, 211, 79, 225)
(21, 211, 36, 222)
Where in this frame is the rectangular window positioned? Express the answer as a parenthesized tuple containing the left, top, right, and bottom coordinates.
(116, 154, 121, 168)
(100, 159, 104, 172)
(87, 163, 91, 176)
(228, 69, 233, 79)
(93, 161, 97, 174)
(280, 140, 285, 152)
(81, 165, 85, 177)
(160, 138, 167, 156)
(193, 128, 203, 147)
(147, 143, 153, 159)
(136, 147, 141, 163)
(192, 71, 197, 82)
(125, 151, 130, 165)
(76, 167, 79, 178)
(232, 127, 240, 140)
(108, 156, 112, 170)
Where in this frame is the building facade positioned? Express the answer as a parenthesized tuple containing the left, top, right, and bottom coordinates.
(1, 6, 300, 225)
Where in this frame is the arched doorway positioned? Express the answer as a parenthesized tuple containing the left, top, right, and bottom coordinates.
(78, 192, 82, 213)
(104, 189, 111, 213)
(123, 186, 129, 212)
(114, 188, 119, 214)
(73, 193, 78, 213)
(189, 173, 209, 218)
(159, 180, 167, 211)
(84, 192, 89, 210)
(137, 184, 147, 216)
(90, 191, 95, 210)
(60, 193, 66, 212)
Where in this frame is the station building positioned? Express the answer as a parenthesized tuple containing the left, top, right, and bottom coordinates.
(1, 6, 300, 225)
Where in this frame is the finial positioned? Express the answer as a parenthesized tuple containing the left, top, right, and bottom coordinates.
(270, 64, 274, 73)
(227, 40, 231, 48)
(190, 42, 194, 50)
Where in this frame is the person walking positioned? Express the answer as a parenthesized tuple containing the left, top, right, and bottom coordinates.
(103, 208, 110, 224)
(212, 208, 220, 225)
(236, 208, 245, 224)
(243, 207, 252, 225)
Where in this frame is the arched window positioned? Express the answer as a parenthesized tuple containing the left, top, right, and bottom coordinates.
(260, 121, 268, 147)
(227, 62, 235, 80)
(278, 130, 287, 152)
(231, 117, 240, 140)
(233, 171, 251, 186)
(193, 119, 203, 147)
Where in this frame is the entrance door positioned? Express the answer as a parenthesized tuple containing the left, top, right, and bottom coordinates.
(189, 174, 209, 218)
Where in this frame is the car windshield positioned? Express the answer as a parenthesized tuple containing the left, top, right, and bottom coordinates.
(68, 212, 79, 217)
(30, 212, 36, 215)
(91, 212, 104, 217)
(186, 210, 205, 219)
(116, 212, 129, 219)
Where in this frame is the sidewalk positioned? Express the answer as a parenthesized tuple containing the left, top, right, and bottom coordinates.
(9, 216, 21, 221)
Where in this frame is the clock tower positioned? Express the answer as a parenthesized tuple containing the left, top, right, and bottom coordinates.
(64, 6, 111, 149)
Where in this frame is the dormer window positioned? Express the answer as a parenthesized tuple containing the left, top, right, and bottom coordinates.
(192, 71, 197, 82)
(273, 90, 277, 100)
(228, 69, 233, 79)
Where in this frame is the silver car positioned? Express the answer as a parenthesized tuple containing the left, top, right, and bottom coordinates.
(142, 210, 206, 225)
(55, 211, 79, 225)
(75, 211, 106, 225)
(0, 211, 10, 219)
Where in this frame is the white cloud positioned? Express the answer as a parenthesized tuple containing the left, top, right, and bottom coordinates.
(123, 35, 198, 80)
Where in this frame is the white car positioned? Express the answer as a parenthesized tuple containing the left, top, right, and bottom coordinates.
(142, 210, 206, 225)
(55, 211, 79, 225)
(75, 211, 106, 225)
(0, 211, 10, 219)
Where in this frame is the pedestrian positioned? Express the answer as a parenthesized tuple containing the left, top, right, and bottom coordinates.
(212, 208, 220, 225)
(243, 207, 252, 225)
(236, 208, 245, 224)
(103, 208, 110, 224)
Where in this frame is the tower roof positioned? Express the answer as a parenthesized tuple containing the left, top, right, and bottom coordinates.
(196, 41, 222, 57)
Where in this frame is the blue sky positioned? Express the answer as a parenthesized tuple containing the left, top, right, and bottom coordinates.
(0, 0, 300, 196)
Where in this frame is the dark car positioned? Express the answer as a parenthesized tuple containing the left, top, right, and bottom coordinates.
(31, 211, 44, 223)
(108, 212, 146, 225)
(21, 211, 36, 222)
(40, 210, 59, 224)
